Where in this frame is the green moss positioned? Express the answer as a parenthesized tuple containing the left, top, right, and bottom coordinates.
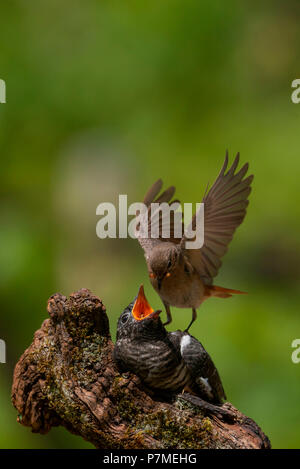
(112, 377, 142, 422)
(26, 321, 111, 440)
(174, 395, 207, 416)
(139, 409, 213, 449)
(111, 380, 213, 449)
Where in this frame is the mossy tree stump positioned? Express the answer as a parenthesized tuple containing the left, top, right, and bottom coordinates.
(11, 289, 271, 449)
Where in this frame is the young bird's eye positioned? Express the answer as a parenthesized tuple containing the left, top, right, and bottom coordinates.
(121, 313, 130, 324)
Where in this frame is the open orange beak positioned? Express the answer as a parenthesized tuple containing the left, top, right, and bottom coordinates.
(132, 285, 161, 321)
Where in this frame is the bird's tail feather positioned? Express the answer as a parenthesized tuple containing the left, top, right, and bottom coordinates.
(204, 285, 247, 300)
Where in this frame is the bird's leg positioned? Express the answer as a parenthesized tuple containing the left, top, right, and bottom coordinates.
(184, 308, 197, 332)
(163, 303, 172, 326)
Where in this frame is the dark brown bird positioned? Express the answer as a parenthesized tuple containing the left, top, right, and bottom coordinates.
(135, 152, 253, 330)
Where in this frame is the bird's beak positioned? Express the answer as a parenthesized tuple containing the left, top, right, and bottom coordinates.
(157, 278, 162, 290)
(132, 285, 161, 321)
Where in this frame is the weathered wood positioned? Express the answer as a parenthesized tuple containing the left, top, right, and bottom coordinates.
(11, 289, 271, 449)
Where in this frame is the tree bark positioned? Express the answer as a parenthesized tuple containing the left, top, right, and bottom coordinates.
(11, 289, 271, 449)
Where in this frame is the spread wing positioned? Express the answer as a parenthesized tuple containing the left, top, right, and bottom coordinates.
(168, 330, 226, 404)
(135, 179, 183, 256)
(182, 152, 253, 284)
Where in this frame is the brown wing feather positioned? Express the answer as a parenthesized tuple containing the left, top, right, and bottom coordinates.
(136, 180, 183, 256)
(143, 179, 163, 206)
(184, 152, 253, 283)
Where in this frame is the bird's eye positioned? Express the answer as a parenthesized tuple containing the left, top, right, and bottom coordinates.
(167, 259, 172, 269)
(121, 313, 130, 324)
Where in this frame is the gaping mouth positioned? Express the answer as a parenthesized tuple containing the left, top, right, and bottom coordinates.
(132, 285, 161, 321)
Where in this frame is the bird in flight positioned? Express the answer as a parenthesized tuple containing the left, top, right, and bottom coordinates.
(135, 152, 253, 330)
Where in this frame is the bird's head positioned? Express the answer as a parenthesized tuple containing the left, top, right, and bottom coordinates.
(148, 243, 180, 290)
(116, 285, 165, 340)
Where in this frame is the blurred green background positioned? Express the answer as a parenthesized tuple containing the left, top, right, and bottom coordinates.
(1, 0, 300, 449)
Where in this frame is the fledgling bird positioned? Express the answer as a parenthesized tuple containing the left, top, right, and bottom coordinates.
(113, 285, 226, 406)
(135, 152, 253, 330)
